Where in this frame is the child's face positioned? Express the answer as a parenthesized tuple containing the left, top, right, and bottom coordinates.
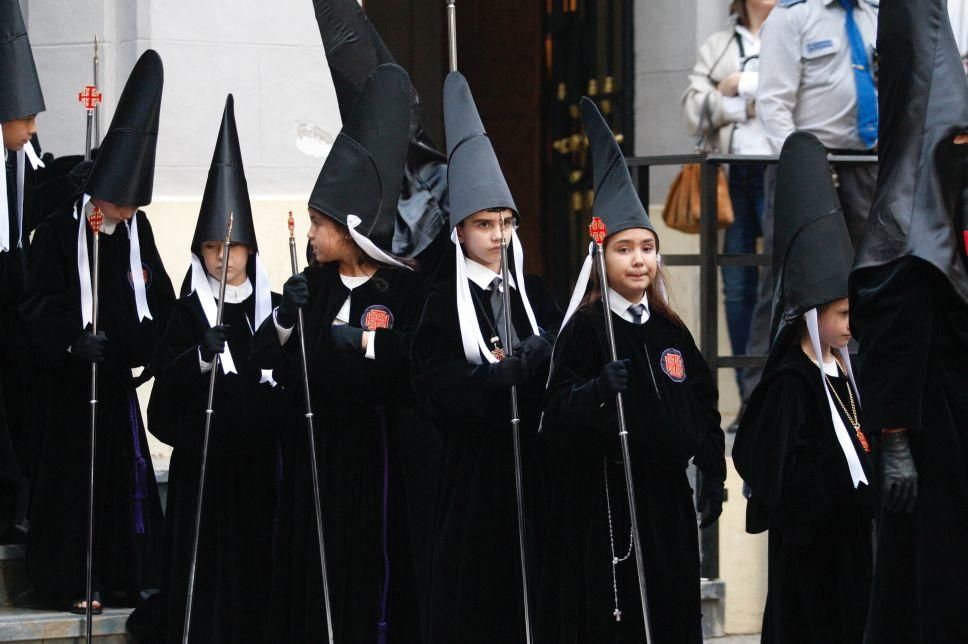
(1, 115, 37, 151)
(306, 208, 352, 265)
(200, 241, 251, 287)
(604, 227, 658, 302)
(457, 209, 515, 272)
(818, 298, 851, 349)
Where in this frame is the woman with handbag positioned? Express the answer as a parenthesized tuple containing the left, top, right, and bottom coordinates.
(680, 0, 775, 428)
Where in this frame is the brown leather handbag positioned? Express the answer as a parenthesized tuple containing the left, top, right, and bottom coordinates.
(664, 95, 735, 234)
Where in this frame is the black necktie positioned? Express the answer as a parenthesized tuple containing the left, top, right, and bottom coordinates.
(490, 276, 519, 350)
(628, 303, 646, 325)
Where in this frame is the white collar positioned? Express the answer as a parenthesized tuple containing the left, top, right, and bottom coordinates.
(608, 287, 650, 324)
(464, 256, 517, 292)
(206, 275, 253, 304)
(339, 272, 372, 290)
(734, 24, 759, 45)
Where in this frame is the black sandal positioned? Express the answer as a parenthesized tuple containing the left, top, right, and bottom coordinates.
(67, 592, 102, 615)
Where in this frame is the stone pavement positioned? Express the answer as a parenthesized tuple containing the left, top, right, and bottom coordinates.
(706, 635, 760, 644)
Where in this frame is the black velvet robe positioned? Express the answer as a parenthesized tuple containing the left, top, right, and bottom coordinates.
(127, 290, 282, 643)
(537, 302, 725, 644)
(851, 258, 968, 644)
(252, 263, 426, 643)
(19, 206, 174, 605)
(733, 339, 874, 644)
(411, 270, 562, 643)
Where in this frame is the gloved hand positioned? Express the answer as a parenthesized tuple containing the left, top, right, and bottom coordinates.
(881, 430, 918, 514)
(698, 476, 725, 528)
(199, 325, 229, 362)
(487, 356, 529, 388)
(595, 359, 630, 401)
(277, 274, 309, 328)
(330, 324, 364, 353)
(70, 331, 107, 363)
(515, 335, 552, 373)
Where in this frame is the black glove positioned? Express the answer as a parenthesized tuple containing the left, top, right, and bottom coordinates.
(199, 325, 229, 362)
(881, 430, 918, 514)
(329, 324, 364, 353)
(515, 335, 552, 373)
(487, 357, 529, 388)
(277, 274, 309, 328)
(70, 331, 107, 363)
(595, 359, 630, 400)
(698, 476, 725, 529)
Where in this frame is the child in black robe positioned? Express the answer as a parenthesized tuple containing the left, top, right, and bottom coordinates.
(537, 98, 724, 644)
(0, 0, 46, 542)
(18, 51, 174, 611)
(126, 95, 281, 643)
(252, 64, 425, 643)
(411, 72, 562, 643)
(734, 132, 874, 644)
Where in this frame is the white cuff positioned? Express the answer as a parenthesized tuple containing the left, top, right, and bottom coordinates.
(738, 71, 759, 100)
(364, 330, 376, 360)
(198, 348, 215, 374)
(722, 96, 748, 123)
(273, 308, 294, 346)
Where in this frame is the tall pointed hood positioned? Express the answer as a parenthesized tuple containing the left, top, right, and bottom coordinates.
(192, 94, 256, 252)
(308, 63, 410, 261)
(444, 71, 516, 228)
(312, 0, 448, 258)
(770, 131, 854, 355)
(0, 0, 45, 122)
(580, 97, 653, 239)
(84, 49, 163, 207)
(772, 131, 854, 339)
(852, 0, 968, 304)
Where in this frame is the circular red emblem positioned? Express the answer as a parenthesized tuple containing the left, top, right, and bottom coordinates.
(361, 305, 394, 331)
(660, 348, 686, 383)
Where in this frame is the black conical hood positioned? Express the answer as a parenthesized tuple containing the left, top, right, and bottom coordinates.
(853, 0, 968, 304)
(770, 131, 853, 360)
(313, 0, 448, 257)
(308, 63, 410, 250)
(192, 95, 257, 253)
(84, 50, 163, 207)
(444, 72, 516, 229)
(580, 97, 653, 238)
(0, 0, 45, 122)
(312, 0, 392, 120)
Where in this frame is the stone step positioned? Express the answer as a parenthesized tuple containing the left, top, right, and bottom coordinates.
(0, 607, 131, 642)
(0, 546, 27, 608)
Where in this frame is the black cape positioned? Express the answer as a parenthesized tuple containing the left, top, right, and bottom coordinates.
(411, 269, 561, 643)
(851, 257, 968, 643)
(733, 336, 874, 643)
(537, 303, 724, 643)
(127, 289, 282, 643)
(19, 206, 174, 604)
(252, 263, 427, 643)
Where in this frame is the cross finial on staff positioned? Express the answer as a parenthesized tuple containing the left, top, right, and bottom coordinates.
(288, 211, 296, 240)
(87, 208, 104, 235)
(78, 85, 102, 112)
(589, 216, 607, 246)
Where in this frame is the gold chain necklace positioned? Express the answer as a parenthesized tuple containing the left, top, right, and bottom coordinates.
(819, 355, 870, 453)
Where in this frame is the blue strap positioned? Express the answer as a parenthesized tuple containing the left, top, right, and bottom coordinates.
(839, 0, 878, 148)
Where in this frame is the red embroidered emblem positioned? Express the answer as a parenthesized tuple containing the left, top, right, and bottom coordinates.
(660, 348, 686, 382)
(361, 305, 394, 331)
